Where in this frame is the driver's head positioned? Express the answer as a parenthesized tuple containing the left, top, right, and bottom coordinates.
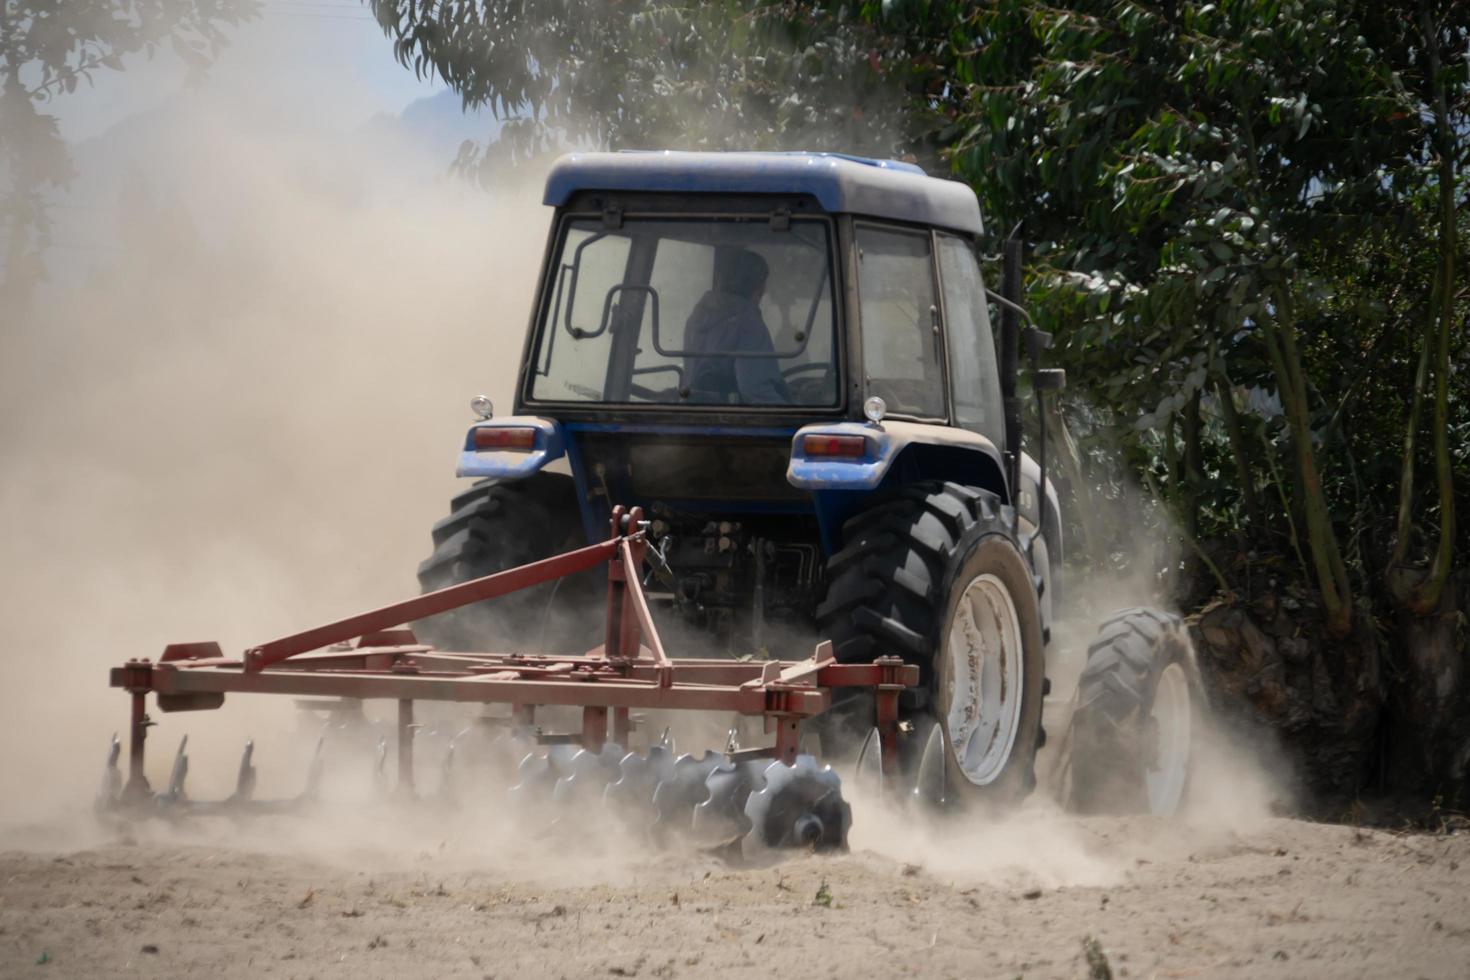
(716, 249, 769, 301)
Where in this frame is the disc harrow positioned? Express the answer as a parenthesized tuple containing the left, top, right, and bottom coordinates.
(101, 506, 918, 857)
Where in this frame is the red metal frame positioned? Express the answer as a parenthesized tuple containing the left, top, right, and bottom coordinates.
(110, 506, 917, 799)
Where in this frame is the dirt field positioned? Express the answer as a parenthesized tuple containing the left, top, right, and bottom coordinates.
(3, 803, 1466, 980)
(2, 68, 1466, 980)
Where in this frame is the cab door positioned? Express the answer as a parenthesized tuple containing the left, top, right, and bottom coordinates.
(852, 223, 948, 422)
(935, 234, 1005, 449)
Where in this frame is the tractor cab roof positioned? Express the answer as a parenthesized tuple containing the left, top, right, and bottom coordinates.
(543, 150, 983, 236)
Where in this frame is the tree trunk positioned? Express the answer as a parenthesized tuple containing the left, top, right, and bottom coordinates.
(1258, 298, 1354, 637)
(1394, 1, 1458, 615)
(1383, 572, 1469, 810)
(1373, 4, 1467, 814)
(1387, 307, 1435, 597)
(1182, 387, 1203, 541)
(1234, 99, 1354, 637)
(1215, 374, 1263, 533)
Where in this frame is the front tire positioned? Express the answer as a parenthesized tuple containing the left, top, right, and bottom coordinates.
(1066, 608, 1203, 815)
(816, 482, 1047, 806)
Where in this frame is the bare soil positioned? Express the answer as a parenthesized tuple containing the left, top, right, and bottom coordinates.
(2, 811, 1466, 980)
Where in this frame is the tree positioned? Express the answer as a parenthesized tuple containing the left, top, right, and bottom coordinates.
(1381, 1, 1465, 616)
(366, 0, 911, 174)
(882, 0, 1458, 637)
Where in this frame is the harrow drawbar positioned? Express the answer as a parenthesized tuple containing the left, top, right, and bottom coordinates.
(102, 506, 917, 856)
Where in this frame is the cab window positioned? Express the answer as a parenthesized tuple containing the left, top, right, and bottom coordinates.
(937, 234, 1005, 445)
(528, 217, 839, 407)
(855, 225, 945, 419)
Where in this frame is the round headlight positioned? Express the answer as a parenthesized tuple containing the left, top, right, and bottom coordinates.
(862, 395, 887, 424)
(470, 394, 494, 420)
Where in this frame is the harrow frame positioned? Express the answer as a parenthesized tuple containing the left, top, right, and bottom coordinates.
(108, 506, 917, 806)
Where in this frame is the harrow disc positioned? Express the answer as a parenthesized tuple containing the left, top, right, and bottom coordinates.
(603, 744, 677, 826)
(853, 728, 884, 798)
(507, 743, 581, 802)
(741, 754, 850, 861)
(691, 756, 769, 843)
(484, 726, 539, 782)
(550, 743, 626, 807)
(650, 750, 726, 839)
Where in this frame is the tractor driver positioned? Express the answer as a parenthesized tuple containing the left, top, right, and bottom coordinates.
(683, 249, 790, 404)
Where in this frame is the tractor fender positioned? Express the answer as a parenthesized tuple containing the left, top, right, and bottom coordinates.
(787, 420, 1008, 496)
(790, 422, 1061, 594)
(456, 416, 566, 480)
(785, 422, 1060, 541)
(1018, 451, 1064, 564)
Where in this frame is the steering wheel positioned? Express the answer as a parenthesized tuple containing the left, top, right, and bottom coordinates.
(629, 364, 684, 403)
(781, 363, 832, 382)
(781, 362, 837, 405)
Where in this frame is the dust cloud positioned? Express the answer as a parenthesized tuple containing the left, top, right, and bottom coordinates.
(0, 50, 1284, 890)
(1036, 474, 1292, 843)
(1034, 470, 1287, 852)
(0, 83, 547, 833)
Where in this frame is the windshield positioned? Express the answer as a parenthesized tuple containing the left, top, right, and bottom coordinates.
(527, 216, 840, 407)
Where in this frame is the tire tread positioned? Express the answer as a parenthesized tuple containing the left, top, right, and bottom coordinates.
(1068, 608, 1194, 814)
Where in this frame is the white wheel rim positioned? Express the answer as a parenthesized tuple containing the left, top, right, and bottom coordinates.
(1146, 661, 1192, 815)
(944, 573, 1024, 786)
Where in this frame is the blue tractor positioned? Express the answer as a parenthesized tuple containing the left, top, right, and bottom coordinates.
(417, 152, 1203, 815)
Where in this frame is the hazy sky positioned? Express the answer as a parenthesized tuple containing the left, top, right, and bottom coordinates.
(52, 0, 445, 142)
(31, 1, 478, 282)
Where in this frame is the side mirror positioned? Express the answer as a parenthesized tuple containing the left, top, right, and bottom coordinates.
(1025, 325, 1053, 359)
(1036, 368, 1067, 393)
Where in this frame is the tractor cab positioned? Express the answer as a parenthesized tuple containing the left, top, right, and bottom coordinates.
(517, 151, 1005, 444)
(493, 153, 1029, 524)
(439, 151, 1055, 657)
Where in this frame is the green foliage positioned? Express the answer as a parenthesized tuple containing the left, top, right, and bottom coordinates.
(371, 0, 1467, 615)
(367, 0, 912, 172)
(912, 1, 1410, 409)
(874, 0, 1466, 619)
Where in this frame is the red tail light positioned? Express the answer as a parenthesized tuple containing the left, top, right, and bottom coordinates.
(473, 427, 537, 451)
(802, 434, 867, 458)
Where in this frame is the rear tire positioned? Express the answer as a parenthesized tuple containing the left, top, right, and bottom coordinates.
(1066, 608, 1203, 815)
(815, 482, 1047, 806)
(415, 473, 593, 652)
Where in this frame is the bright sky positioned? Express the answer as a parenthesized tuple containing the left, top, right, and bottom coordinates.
(52, 0, 445, 142)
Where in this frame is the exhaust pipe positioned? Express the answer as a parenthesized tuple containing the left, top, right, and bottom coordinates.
(999, 237, 1024, 498)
